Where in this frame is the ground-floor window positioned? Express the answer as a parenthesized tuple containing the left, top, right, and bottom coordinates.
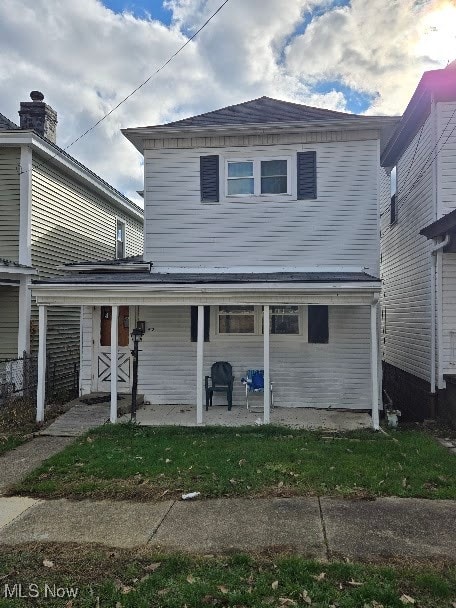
(217, 305, 305, 337)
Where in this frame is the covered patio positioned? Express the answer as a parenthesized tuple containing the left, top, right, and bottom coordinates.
(120, 403, 372, 430)
(32, 269, 382, 430)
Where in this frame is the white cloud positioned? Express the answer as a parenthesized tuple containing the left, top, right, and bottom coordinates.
(0, 0, 453, 204)
(286, 0, 456, 115)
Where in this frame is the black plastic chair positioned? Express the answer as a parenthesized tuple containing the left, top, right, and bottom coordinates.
(205, 361, 234, 411)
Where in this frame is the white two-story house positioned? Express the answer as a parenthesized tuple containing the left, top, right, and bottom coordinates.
(381, 62, 456, 426)
(32, 96, 398, 426)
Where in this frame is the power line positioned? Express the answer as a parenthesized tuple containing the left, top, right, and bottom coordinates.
(396, 105, 456, 213)
(19, 0, 231, 181)
(64, 0, 231, 152)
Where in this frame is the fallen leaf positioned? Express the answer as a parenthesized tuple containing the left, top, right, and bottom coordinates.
(311, 572, 326, 581)
(115, 603, 123, 608)
(229, 478, 237, 485)
(278, 481, 284, 488)
(400, 594, 415, 605)
(217, 585, 229, 594)
(271, 580, 279, 590)
(64, 602, 73, 608)
(201, 594, 218, 605)
(86, 436, 94, 443)
(121, 586, 133, 595)
(165, 458, 172, 464)
(300, 589, 312, 604)
(43, 560, 54, 568)
(157, 589, 169, 596)
(144, 562, 161, 572)
(402, 478, 408, 488)
(347, 579, 363, 587)
(238, 459, 247, 466)
(187, 574, 196, 584)
(279, 598, 297, 606)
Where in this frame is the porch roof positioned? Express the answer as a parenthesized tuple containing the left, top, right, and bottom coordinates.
(34, 270, 379, 285)
(420, 209, 456, 240)
(32, 271, 380, 307)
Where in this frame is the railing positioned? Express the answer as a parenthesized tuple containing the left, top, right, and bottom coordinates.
(0, 352, 79, 404)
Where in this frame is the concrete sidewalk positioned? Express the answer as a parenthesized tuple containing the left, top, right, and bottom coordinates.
(0, 495, 455, 560)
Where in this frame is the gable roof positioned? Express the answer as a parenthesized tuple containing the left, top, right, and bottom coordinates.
(163, 96, 360, 128)
(0, 112, 19, 130)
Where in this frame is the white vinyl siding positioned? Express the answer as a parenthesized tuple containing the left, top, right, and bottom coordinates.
(442, 253, 456, 375)
(144, 138, 380, 276)
(31, 157, 143, 277)
(127, 305, 372, 410)
(0, 286, 19, 359)
(436, 101, 456, 217)
(29, 157, 143, 387)
(381, 111, 435, 382)
(0, 148, 20, 262)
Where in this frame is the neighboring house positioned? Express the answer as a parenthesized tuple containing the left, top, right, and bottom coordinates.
(33, 96, 398, 425)
(381, 61, 456, 424)
(0, 92, 143, 391)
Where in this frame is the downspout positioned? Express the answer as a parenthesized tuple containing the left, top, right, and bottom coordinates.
(430, 234, 450, 395)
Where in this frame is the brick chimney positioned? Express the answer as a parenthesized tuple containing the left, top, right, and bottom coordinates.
(18, 91, 57, 143)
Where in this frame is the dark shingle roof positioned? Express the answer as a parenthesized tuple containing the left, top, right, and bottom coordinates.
(163, 96, 362, 129)
(64, 255, 144, 267)
(34, 271, 379, 286)
(0, 112, 19, 130)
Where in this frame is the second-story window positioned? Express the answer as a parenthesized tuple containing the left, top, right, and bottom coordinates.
(116, 219, 126, 258)
(226, 158, 290, 197)
(390, 166, 397, 225)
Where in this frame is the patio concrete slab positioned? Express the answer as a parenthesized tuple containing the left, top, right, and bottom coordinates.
(150, 497, 326, 556)
(0, 436, 74, 495)
(321, 497, 456, 560)
(0, 498, 173, 548)
(127, 404, 371, 431)
(0, 497, 39, 529)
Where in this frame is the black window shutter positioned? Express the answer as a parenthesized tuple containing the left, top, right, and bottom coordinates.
(200, 155, 219, 202)
(190, 306, 210, 342)
(297, 151, 317, 199)
(308, 305, 328, 343)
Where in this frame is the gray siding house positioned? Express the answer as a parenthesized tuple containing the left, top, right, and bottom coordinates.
(33, 97, 398, 426)
(0, 92, 143, 388)
(381, 61, 456, 425)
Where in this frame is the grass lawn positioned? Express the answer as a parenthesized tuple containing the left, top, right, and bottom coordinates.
(0, 546, 455, 607)
(12, 424, 456, 500)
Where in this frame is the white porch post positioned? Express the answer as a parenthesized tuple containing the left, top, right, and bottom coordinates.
(263, 304, 270, 424)
(17, 276, 31, 356)
(370, 300, 380, 430)
(196, 305, 204, 424)
(36, 305, 47, 422)
(110, 305, 118, 424)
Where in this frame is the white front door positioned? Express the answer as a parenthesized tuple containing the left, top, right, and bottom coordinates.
(94, 306, 132, 393)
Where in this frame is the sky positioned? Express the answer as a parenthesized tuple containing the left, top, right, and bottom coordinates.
(0, 0, 455, 205)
